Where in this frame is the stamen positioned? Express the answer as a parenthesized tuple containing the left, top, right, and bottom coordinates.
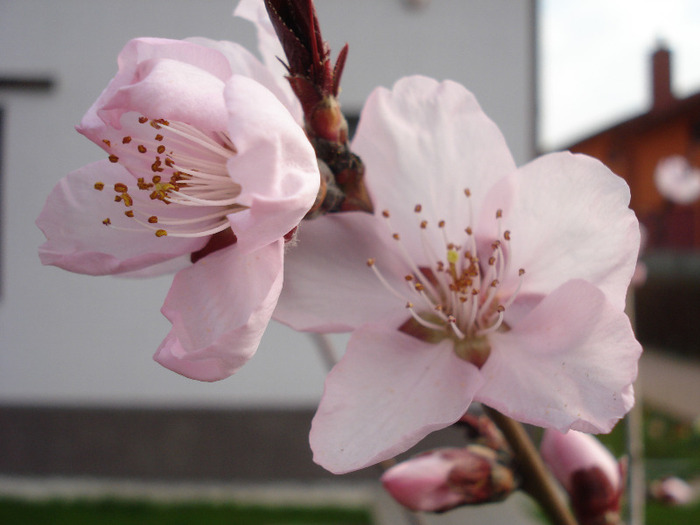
(447, 315, 466, 339)
(464, 188, 474, 230)
(501, 269, 526, 310)
(98, 113, 241, 239)
(382, 210, 441, 300)
(407, 303, 444, 331)
(495, 209, 503, 239)
(368, 197, 527, 359)
(367, 258, 407, 302)
(477, 305, 505, 336)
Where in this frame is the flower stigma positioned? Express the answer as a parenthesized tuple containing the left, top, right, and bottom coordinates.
(94, 114, 245, 238)
(367, 189, 525, 368)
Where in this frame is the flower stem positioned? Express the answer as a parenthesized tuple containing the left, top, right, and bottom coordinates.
(483, 406, 578, 525)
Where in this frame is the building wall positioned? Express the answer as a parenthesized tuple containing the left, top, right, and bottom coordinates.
(0, 0, 536, 409)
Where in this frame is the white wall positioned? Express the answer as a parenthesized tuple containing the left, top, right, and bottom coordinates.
(0, 0, 535, 407)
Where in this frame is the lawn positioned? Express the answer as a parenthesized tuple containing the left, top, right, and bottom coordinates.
(1, 406, 696, 525)
(597, 406, 700, 525)
(0, 499, 371, 525)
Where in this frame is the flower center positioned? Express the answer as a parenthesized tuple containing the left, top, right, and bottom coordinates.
(367, 189, 524, 367)
(94, 114, 243, 237)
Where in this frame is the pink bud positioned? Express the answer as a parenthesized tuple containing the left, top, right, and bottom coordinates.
(381, 447, 515, 513)
(541, 429, 624, 525)
(650, 476, 695, 505)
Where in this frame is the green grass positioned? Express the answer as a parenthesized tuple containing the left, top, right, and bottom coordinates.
(599, 406, 700, 479)
(2, 407, 696, 525)
(595, 407, 700, 525)
(646, 500, 700, 525)
(0, 498, 371, 525)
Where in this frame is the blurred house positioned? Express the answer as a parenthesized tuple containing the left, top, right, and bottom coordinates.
(567, 45, 700, 250)
(565, 45, 700, 355)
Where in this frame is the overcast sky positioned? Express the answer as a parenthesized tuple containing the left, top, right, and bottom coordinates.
(539, 0, 700, 150)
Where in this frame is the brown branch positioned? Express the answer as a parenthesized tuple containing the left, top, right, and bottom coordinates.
(483, 407, 578, 525)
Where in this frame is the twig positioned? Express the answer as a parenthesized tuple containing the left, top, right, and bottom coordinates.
(625, 289, 645, 525)
(311, 333, 340, 370)
(483, 407, 578, 525)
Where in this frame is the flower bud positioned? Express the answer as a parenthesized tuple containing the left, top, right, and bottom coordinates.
(381, 446, 515, 513)
(541, 429, 624, 525)
(649, 476, 695, 505)
(308, 96, 348, 143)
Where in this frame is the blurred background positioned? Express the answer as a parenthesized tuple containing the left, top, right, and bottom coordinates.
(0, 0, 699, 521)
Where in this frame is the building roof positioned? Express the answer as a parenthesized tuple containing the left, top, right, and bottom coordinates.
(568, 46, 700, 149)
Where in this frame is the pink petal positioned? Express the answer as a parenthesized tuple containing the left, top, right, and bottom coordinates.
(476, 279, 641, 433)
(233, 0, 299, 116)
(352, 76, 517, 256)
(37, 160, 206, 275)
(99, 58, 228, 131)
(275, 212, 408, 332)
(481, 152, 639, 312)
(117, 255, 193, 278)
(80, 38, 232, 134)
(310, 321, 483, 474)
(223, 75, 319, 253)
(154, 240, 284, 381)
(186, 37, 302, 121)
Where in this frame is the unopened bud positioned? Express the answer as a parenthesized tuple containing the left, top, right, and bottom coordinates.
(541, 429, 624, 525)
(308, 96, 348, 143)
(381, 446, 515, 513)
(458, 413, 511, 455)
(649, 476, 695, 506)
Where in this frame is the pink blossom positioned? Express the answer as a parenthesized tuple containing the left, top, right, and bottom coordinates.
(276, 76, 641, 473)
(37, 37, 319, 381)
(654, 155, 700, 205)
(540, 429, 624, 524)
(381, 447, 514, 512)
